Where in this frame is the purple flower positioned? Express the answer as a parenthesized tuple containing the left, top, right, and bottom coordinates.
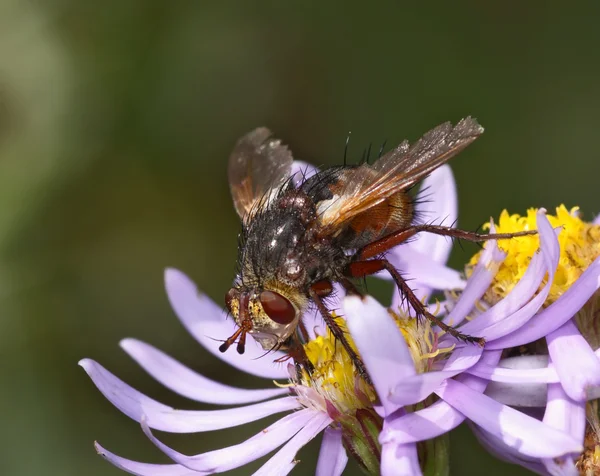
(344, 208, 592, 475)
(80, 163, 465, 475)
(454, 206, 600, 474)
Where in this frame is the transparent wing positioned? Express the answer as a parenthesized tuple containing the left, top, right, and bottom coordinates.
(317, 117, 484, 234)
(228, 127, 294, 220)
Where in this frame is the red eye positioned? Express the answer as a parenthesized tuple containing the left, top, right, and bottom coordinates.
(259, 291, 296, 325)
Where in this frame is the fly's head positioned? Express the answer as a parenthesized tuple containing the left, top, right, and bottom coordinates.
(221, 282, 308, 354)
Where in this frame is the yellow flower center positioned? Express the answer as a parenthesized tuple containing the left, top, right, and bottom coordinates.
(469, 205, 600, 305)
(297, 307, 453, 415)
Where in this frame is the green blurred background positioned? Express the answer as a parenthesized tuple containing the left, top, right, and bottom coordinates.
(2, 1, 600, 474)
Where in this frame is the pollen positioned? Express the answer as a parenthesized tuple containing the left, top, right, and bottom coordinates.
(468, 205, 600, 305)
(299, 314, 376, 415)
(297, 307, 452, 415)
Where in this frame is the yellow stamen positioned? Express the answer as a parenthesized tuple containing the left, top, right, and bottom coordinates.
(298, 307, 453, 415)
(469, 205, 600, 305)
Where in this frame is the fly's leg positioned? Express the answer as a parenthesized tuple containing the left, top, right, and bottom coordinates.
(346, 259, 485, 346)
(358, 224, 536, 260)
(309, 281, 373, 385)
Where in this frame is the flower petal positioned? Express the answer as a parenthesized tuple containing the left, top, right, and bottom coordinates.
(470, 426, 549, 475)
(79, 359, 300, 433)
(541, 377, 586, 475)
(468, 355, 559, 384)
(469, 212, 560, 342)
(389, 345, 483, 406)
(408, 164, 457, 264)
(484, 381, 548, 408)
(141, 409, 317, 472)
(546, 320, 600, 401)
(94, 442, 198, 476)
(380, 350, 502, 444)
(435, 379, 583, 458)
(316, 427, 347, 476)
(120, 339, 288, 405)
(344, 295, 414, 414)
(252, 412, 332, 476)
(388, 250, 466, 308)
(458, 251, 544, 337)
(442, 234, 505, 327)
(381, 442, 421, 476)
(489, 255, 600, 349)
(290, 161, 318, 187)
(164, 268, 288, 379)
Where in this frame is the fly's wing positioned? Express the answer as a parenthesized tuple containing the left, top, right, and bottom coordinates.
(316, 117, 484, 235)
(228, 127, 294, 221)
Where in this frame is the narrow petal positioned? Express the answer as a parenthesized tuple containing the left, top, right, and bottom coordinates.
(164, 268, 288, 379)
(442, 234, 505, 326)
(389, 345, 483, 406)
(408, 164, 457, 264)
(546, 320, 600, 401)
(470, 213, 560, 342)
(252, 413, 332, 476)
(344, 295, 414, 414)
(388, 250, 466, 308)
(541, 378, 586, 475)
(79, 359, 300, 433)
(290, 161, 318, 187)
(470, 426, 549, 475)
(380, 350, 502, 444)
(120, 339, 288, 405)
(141, 409, 317, 472)
(490, 255, 600, 349)
(467, 354, 559, 384)
(485, 381, 549, 408)
(316, 427, 347, 476)
(381, 442, 421, 476)
(94, 442, 199, 476)
(435, 379, 583, 458)
(458, 251, 544, 336)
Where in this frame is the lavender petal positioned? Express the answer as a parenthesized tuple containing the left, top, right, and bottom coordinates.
(470, 426, 549, 475)
(380, 350, 502, 444)
(408, 164, 457, 264)
(442, 233, 505, 326)
(290, 161, 317, 187)
(344, 295, 414, 415)
(381, 442, 422, 476)
(316, 427, 347, 476)
(389, 345, 483, 406)
(490, 255, 600, 349)
(467, 354, 559, 384)
(252, 413, 332, 476)
(469, 213, 560, 341)
(164, 268, 288, 379)
(388, 250, 466, 308)
(94, 442, 200, 476)
(79, 359, 300, 433)
(435, 379, 583, 458)
(120, 338, 288, 405)
(541, 377, 585, 475)
(546, 320, 600, 401)
(141, 409, 317, 472)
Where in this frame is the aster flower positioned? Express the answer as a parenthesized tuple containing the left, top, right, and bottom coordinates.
(80, 163, 466, 475)
(80, 161, 581, 475)
(453, 206, 600, 475)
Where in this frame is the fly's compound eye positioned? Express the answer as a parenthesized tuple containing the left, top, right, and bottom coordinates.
(259, 290, 296, 325)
